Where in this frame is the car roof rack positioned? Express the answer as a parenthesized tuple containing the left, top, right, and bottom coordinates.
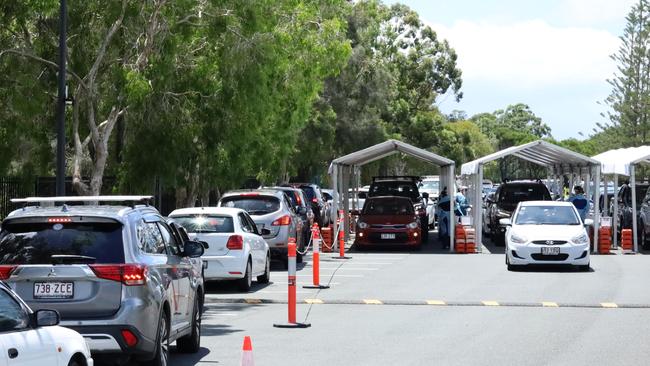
(11, 195, 154, 207)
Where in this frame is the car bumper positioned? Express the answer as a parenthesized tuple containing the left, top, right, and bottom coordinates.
(507, 243, 590, 266)
(355, 229, 421, 246)
(65, 324, 155, 358)
(203, 255, 248, 280)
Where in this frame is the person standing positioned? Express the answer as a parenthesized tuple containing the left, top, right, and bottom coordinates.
(455, 186, 471, 218)
(437, 187, 451, 249)
(568, 186, 589, 222)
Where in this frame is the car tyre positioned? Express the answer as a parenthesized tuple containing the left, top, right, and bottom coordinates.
(578, 264, 590, 272)
(146, 311, 170, 366)
(641, 225, 649, 250)
(67, 360, 81, 366)
(257, 255, 271, 283)
(177, 298, 201, 353)
(237, 260, 252, 292)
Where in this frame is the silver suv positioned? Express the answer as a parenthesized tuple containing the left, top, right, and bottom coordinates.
(0, 196, 205, 366)
(219, 190, 304, 264)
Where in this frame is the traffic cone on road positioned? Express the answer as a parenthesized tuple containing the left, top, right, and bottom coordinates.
(241, 336, 254, 366)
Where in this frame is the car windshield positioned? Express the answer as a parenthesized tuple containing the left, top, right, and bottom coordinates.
(515, 206, 580, 225)
(499, 185, 550, 203)
(221, 196, 280, 215)
(419, 181, 439, 192)
(171, 215, 234, 233)
(0, 221, 125, 265)
(362, 199, 414, 215)
(370, 182, 419, 200)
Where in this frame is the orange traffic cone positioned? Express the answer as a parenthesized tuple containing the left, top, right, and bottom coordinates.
(241, 336, 254, 366)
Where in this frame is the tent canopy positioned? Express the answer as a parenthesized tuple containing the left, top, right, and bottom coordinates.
(331, 139, 454, 168)
(461, 140, 599, 175)
(592, 146, 650, 176)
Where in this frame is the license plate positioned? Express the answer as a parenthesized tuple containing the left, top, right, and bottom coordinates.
(381, 233, 396, 240)
(34, 282, 74, 299)
(541, 247, 560, 255)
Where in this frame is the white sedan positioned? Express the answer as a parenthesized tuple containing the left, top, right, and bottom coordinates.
(169, 207, 270, 291)
(503, 201, 591, 271)
(0, 282, 93, 366)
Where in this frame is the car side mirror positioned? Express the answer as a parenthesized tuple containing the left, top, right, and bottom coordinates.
(499, 218, 512, 226)
(34, 309, 60, 327)
(583, 218, 594, 227)
(200, 241, 209, 249)
(260, 228, 271, 236)
(183, 240, 205, 258)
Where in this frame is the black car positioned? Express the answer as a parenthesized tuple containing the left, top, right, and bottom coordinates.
(485, 180, 552, 245)
(367, 176, 429, 241)
(616, 183, 650, 239)
(286, 183, 328, 227)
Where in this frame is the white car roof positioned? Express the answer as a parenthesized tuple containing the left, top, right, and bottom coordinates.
(519, 200, 573, 207)
(168, 207, 245, 217)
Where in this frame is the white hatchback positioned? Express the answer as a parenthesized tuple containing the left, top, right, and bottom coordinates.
(0, 281, 93, 366)
(169, 207, 271, 291)
(503, 201, 591, 271)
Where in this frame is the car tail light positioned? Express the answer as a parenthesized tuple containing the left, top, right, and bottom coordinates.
(90, 264, 147, 286)
(121, 329, 138, 347)
(240, 193, 260, 196)
(295, 193, 302, 205)
(226, 235, 244, 250)
(312, 198, 318, 203)
(48, 217, 73, 223)
(272, 215, 291, 226)
(0, 265, 16, 280)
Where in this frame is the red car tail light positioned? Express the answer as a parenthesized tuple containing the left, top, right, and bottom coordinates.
(226, 235, 244, 250)
(0, 265, 16, 280)
(90, 264, 147, 286)
(121, 329, 139, 347)
(312, 198, 318, 203)
(272, 215, 291, 226)
(47, 217, 73, 223)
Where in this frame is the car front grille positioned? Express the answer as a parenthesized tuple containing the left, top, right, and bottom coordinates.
(531, 240, 568, 245)
(530, 253, 569, 261)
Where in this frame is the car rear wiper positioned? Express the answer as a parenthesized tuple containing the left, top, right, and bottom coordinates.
(248, 210, 269, 215)
(51, 254, 97, 264)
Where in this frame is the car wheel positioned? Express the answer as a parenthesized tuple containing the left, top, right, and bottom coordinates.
(177, 298, 201, 353)
(257, 255, 270, 283)
(237, 260, 252, 292)
(641, 225, 649, 250)
(146, 311, 170, 366)
(578, 263, 590, 272)
(67, 359, 81, 366)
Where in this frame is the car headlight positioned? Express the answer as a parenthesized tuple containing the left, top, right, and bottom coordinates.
(571, 233, 589, 244)
(497, 209, 511, 218)
(407, 221, 419, 229)
(357, 221, 369, 229)
(510, 232, 528, 244)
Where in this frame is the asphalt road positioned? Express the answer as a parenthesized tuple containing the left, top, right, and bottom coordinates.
(164, 233, 650, 366)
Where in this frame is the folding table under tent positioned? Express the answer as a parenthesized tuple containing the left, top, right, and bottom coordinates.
(460, 140, 602, 252)
(328, 139, 457, 251)
(592, 146, 650, 253)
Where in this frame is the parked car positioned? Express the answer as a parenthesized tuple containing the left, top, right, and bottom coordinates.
(485, 181, 552, 245)
(627, 183, 650, 249)
(503, 201, 591, 271)
(219, 190, 304, 265)
(0, 196, 205, 365)
(419, 177, 440, 228)
(0, 280, 94, 366)
(264, 186, 313, 244)
(367, 176, 429, 241)
(354, 196, 422, 249)
(286, 183, 329, 227)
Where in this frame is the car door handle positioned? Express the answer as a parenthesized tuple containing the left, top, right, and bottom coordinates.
(8, 348, 18, 359)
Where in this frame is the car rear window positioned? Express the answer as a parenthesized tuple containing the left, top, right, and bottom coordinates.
(171, 215, 234, 233)
(362, 199, 414, 215)
(221, 196, 280, 215)
(499, 185, 550, 203)
(301, 186, 318, 202)
(0, 221, 125, 265)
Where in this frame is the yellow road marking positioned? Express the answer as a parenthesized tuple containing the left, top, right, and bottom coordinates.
(363, 299, 383, 305)
(482, 301, 500, 306)
(244, 299, 262, 304)
(601, 302, 618, 308)
(542, 302, 559, 307)
(304, 299, 324, 304)
(426, 300, 446, 305)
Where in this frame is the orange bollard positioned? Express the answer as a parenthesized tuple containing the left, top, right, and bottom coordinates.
(598, 227, 612, 254)
(621, 228, 633, 251)
(332, 211, 351, 259)
(455, 225, 466, 253)
(321, 227, 333, 252)
(304, 224, 329, 289)
(241, 336, 254, 366)
(273, 238, 311, 328)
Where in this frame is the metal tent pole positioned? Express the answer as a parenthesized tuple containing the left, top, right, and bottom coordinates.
(631, 165, 638, 253)
(476, 164, 483, 252)
(594, 165, 601, 254)
(613, 174, 619, 249)
(448, 165, 455, 252)
(331, 165, 339, 239)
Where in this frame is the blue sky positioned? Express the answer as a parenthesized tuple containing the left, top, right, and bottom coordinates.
(387, 0, 636, 139)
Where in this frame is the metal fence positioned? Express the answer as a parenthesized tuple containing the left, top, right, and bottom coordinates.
(0, 177, 36, 218)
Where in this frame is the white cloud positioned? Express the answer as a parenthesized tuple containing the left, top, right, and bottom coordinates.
(557, 0, 636, 25)
(431, 19, 620, 88)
